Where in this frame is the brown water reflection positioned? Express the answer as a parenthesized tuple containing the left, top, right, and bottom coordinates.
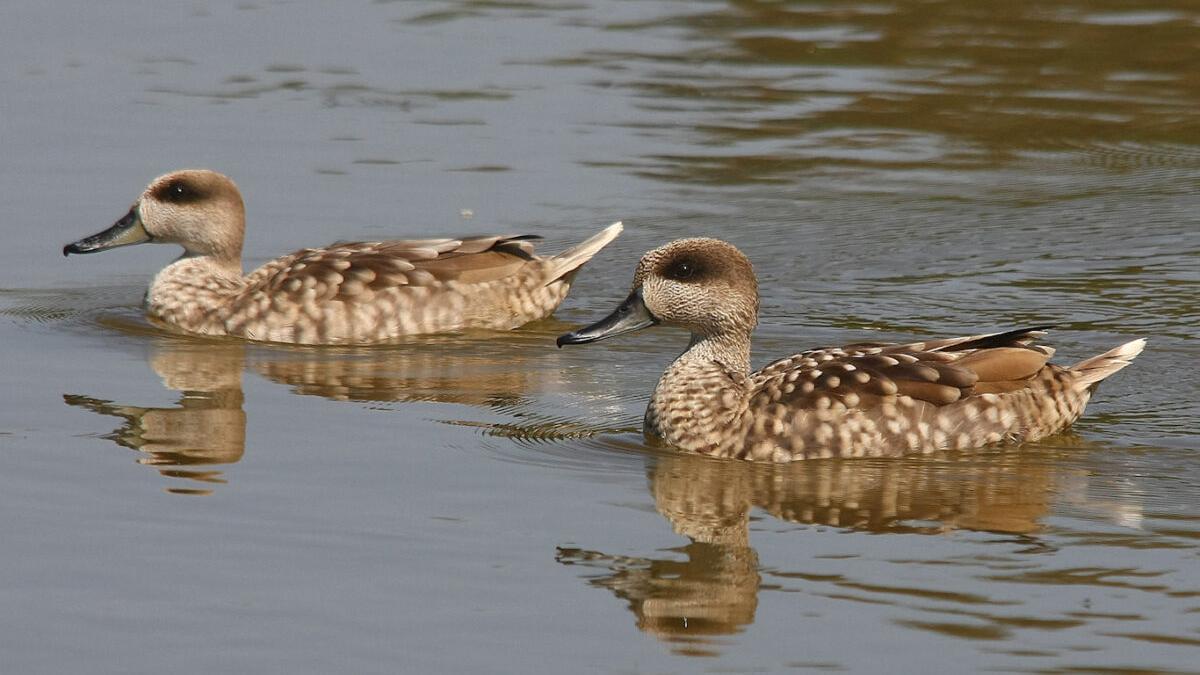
(252, 335, 544, 408)
(64, 344, 247, 495)
(63, 328, 557, 493)
(557, 447, 1151, 652)
(573, 0, 1200, 186)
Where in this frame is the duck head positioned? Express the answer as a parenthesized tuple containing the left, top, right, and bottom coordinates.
(64, 169, 246, 263)
(558, 238, 759, 346)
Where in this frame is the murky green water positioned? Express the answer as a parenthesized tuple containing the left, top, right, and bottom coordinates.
(2, 1, 1198, 672)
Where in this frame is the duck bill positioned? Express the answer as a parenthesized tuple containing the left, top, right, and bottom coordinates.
(557, 287, 659, 347)
(63, 207, 151, 256)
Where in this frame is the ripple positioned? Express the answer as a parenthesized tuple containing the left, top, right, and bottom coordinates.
(399, 1, 586, 26)
(0, 285, 148, 335)
(1082, 11, 1187, 26)
(1061, 140, 1200, 171)
(464, 416, 654, 475)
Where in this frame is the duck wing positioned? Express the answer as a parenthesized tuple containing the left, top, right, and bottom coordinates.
(752, 327, 1056, 410)
(244, 234, 542, 302)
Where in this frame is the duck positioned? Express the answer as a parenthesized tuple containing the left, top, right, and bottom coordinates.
(557, 238, 1145, 461)
(64, 169, 622, 344)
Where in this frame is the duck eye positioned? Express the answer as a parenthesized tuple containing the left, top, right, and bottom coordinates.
(159, 180, 201, 203)
(668, 260, 696, 281)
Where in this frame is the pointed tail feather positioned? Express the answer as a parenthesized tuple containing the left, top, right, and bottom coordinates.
(546, 222, 623, 282)
(1071, 338, 1146, 389)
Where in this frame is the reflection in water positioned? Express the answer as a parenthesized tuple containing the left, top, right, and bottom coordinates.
(558, 448, 1139, 653)
(5, 0, 1197, 669)
(251, 338, 539, 409)
(557, 541, 759, 655)
(567, 0, 1200, 185)
(64, 328, 557, 494)
(649, 452, 1054, 537)
(64, 343, 247, 496)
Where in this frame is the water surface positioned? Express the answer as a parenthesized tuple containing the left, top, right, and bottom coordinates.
(1, 1, 1198, 672)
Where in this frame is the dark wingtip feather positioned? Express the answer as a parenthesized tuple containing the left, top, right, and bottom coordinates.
(942, 325, 1056, 352)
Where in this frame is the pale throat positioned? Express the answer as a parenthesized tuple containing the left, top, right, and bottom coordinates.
(679, 329, 752, 374)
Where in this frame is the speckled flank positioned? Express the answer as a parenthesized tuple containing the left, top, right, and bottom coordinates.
(575, 238, 1145, 461)
(650, 352, 1100, 461)
(144, 244, 582, 343)
(72, 170, 621, 344)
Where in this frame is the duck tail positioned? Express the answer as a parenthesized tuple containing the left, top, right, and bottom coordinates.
(1070, 338, 1146, 390)
(545, 222, 623, 282)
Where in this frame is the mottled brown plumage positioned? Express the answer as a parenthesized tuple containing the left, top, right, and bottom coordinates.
(559, 238, 1146, 461)
(64, 169, 622, 344)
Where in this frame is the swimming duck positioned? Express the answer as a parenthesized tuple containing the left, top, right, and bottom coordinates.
(64, 169, 622, 344)
(557, 238, 1145, 460)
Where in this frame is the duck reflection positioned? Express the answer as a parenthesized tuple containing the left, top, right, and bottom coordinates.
(251, 335, 541, 409)
(558, 449, 1064, 652)
(65, 329, 552, 494)
(64, 343, 247, 496)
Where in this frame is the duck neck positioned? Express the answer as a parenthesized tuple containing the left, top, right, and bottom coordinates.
(644, 329, 752, 455)
(680, 330, 752, 375)
(145, 253, 246, 334)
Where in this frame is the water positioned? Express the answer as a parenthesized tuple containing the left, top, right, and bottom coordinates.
(2, 1, 1199, 672)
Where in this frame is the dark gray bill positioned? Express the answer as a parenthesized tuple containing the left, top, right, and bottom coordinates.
(63, 207, 151, 256)
(557, 287, 658, 347)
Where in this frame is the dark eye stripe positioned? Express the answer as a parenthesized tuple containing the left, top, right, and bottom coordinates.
(155, 179, 204, 204)
(664, 258, 702, 282)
